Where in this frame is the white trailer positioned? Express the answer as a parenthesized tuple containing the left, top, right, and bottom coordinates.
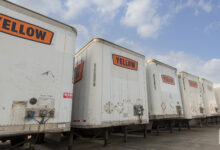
(214, 87, 220, 113)
(200, 78, 219, 117)
(0, 0, 77, 139)
(146, 59, 184, 120)
(178, 72, 205, 119)
(72, 38, 148, 129)
(214, 87, 220, 114)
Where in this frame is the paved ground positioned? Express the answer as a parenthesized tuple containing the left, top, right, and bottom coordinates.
(1, 124, 220, 150)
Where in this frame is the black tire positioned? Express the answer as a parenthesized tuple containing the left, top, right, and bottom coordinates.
(62, 132, 68, 137)
(0, 138, 7, 143)
(32, 133, 45, 144)
(11, 135, 26, 146)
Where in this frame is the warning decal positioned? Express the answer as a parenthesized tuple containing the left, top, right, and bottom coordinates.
(161, 75, 175, 85)
(63, 92, 72, 99)
(112, 54, 138, 70)
(0, 14, 54, 45)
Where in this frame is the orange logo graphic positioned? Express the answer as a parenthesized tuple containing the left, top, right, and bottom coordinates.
(0, 14, 53, 45)
(189, 80, 198, 88)
(161, 75, 175, 85)
(112, 54, 138, 70)
(207, 85, 213, 91)
(74, 62, 84, 84)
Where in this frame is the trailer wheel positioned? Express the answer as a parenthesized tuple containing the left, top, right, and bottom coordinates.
(11, 135, 26, 146)
(62, 132, 68, 137)
(0, 138, 7, 143)
(32, 133, 45, 144)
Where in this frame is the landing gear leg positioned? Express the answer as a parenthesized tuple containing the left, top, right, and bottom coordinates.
(178, 120, 181, 131)
(68, 129, 74, 150)
(144, 124, 147, 139)
(124, 126, 127, 143)
(104, 128, 109, 147)
(169, 121, 173, 134)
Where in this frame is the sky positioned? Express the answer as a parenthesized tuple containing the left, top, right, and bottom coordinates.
(9, 0, 220, 85)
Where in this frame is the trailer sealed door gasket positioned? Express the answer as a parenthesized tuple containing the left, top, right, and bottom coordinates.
(112, 54, 138, 70)
(0, 14, 54, 45)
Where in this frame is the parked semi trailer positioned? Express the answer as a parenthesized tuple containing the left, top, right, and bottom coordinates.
(200, 78, 219, 120)
(146, 59, 184, 119)
(0, 0, 77, 145)
(72, 38, 149, 145)
(214, 87, 220, 114)
(178, 72, 206, 127)
(146, 59, 184, 133)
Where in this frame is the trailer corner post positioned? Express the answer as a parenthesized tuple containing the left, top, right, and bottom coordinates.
(156, 122, 160, 136)
(68, 129, 74, 150)
(171, 121, 174, 133)
(29, 140, 35, 150)
(144, 124, 147, 139)
(178, 120, 182, 132)
(187, 120, 191, 130)
(124, 126, 128, 143)
(206, 118, 209, 126)
(199, 118, 202, 128)
(104, 128, 109, 147)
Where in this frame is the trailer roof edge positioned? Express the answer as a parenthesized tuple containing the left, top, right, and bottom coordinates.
(146, 59, 177, 71)
(75, 38, 145, 58)
(178, 71, 200, 79)
(200, 77, 213, 84)
(1, 0, 77, 34)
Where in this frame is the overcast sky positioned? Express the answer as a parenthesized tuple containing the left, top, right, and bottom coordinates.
(9, 0, 220, 85)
